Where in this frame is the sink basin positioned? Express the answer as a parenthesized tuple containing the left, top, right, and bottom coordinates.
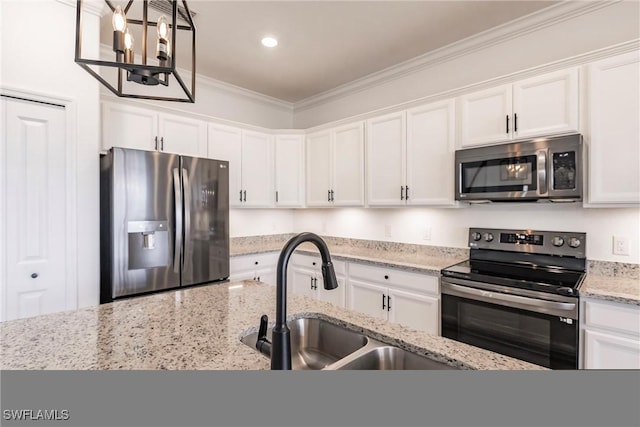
(333, 346, 460, 370)
(241, 317, 369, 370)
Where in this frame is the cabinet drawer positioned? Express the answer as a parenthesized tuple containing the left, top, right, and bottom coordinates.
(349, 263, 439, 294)
(290, 253, 346, 275)
(230, 252, 279, 273)
(584, 300, 640, 336)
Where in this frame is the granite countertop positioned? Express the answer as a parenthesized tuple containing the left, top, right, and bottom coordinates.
(0, 281, 543, 370)
(230, 235, 639, 306)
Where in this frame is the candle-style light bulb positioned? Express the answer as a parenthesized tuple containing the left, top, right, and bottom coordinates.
(157, 16, 169, 40)
(156, 15, 170, 63)
(112, 5, 126, 32)
(124, 28, 134, 63)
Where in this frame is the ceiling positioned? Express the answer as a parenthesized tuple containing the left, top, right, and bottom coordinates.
(100, 1, 559, 103)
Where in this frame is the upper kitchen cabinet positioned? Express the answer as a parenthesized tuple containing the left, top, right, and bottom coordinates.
(239, 129, 275, 207)
(366, 100, 456, 206)
(459, 68, 579, 147)
(274, 134, 305, 207)
(208, 123, 243, 207)
(306, 121, 365, 207)
(102, 101, 207, 157)
(586, 51, 640, 205)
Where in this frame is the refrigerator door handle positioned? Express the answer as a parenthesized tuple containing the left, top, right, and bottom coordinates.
(182, 168, 192, 268)
(173, 168, 182, 273)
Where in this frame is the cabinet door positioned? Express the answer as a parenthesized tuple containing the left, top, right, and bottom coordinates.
(366, 112, 406, 206)
(347, 279, 387, 320)
(290, 267, 317, 299)
(208, 123, 243, 207)
(241, 130, 274, 207)
(102, 102, 157, 151)
(332, 122, 365, 206)
(306, 131, 332, 206)
(584, 329, 640, 369)
(406, 100, 456, 205)
(318, 275, 346, 308)
(274, 134, 305, 207)
(587, 52, 640, 205)
(158, 113, 208, 157)
(512, 68, 579, 139)
(459, 84, 512, 147)
(255, 267, 276, 286)
(387, 288, 439, 334)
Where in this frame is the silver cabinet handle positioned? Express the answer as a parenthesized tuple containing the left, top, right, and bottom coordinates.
(172, 168, 182, 273)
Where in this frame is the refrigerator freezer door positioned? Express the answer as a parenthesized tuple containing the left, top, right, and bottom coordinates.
(110, 148, 182, 298)
(181, 156, 230, 286)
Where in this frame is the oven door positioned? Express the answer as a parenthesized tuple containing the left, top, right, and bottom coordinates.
(441, 278, 578, 369)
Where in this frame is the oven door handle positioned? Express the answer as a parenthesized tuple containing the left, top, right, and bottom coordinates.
(441, 281, 577, 318)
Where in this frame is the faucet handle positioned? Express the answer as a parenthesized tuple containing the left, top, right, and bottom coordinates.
(256, 314, 272, 356)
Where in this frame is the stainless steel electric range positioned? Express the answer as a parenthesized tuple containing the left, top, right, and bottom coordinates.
(441, 228, 587, 369)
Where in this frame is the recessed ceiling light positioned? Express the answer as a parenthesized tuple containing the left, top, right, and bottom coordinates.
(261, 37, 278, 48)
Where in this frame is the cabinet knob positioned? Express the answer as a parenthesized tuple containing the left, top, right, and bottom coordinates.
(254, 261, 259, 265)
(312, 262, 316, 266)
(31, 273, 38, 279)
(384, 275, 389, 280)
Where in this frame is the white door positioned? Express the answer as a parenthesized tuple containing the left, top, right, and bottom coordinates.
(587, 51, 640, 205)
(306, 131, 332, 206)
(406, 100, 456, 206)
(512, 68, 579, 139)
(584, 330, 640, 369)
(208, 123, 243, 207)
(332, 122, 365, 206)
(241, 130, 274, 207)
(318, 275, 346, 308)
(290, 268, 317, 299)
(366, 112, 406, 206)
(158, 113, 207, 157)
(347, 279, 387, 320)
(387, 288, 439, 334)
(459, 84, 512, 147)
(101, 101, 157, 151)
(2, 98, 70, 321)
(274, 134, 305, 207)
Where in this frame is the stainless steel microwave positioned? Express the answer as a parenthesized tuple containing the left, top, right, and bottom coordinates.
(455, 134, 583, 202)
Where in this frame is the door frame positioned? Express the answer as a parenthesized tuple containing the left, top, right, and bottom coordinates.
(1, 86, 79, 319)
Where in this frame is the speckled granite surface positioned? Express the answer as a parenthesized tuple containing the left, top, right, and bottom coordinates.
(231, 234, 640, 305)
(0, 281, 544, 370)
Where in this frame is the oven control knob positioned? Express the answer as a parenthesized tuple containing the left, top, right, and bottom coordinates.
(471, 232, 482, 241)
(568, 237, 581, 248)
(552, 236, 565, 247)
(483, 233, 494, 242)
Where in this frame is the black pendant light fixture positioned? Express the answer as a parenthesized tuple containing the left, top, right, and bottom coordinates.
(75, 0, 196, 103)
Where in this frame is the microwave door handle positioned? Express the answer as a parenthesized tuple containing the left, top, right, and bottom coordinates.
(538, 151, 547, 195)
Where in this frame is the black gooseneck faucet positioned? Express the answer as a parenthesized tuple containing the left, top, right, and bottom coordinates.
(255, 232, 338, 370)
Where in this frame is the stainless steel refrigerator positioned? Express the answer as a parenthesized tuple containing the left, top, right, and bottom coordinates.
(100, 147, 229, 302)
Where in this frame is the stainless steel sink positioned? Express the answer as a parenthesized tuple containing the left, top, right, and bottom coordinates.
(241, 317, 369, 370)
(331, 346, 459, 370)
(241, 316, 463, 370)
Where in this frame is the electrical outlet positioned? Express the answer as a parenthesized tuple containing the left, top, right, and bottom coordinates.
(613, 235, 630, 256)
(423, 227, 432, 241)
(384, 224, 392, 238)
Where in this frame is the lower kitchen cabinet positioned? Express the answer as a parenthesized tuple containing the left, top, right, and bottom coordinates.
(230, 252, 279, 286)
(581, 298, 640, 369)
(288, 254, 346, 308)
(347, 263, 440, 335)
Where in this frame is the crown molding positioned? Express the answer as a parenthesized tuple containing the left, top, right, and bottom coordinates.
(294, 0, 620, 112)
(96, 44, 294, 112)
(56, 0, 107, 16)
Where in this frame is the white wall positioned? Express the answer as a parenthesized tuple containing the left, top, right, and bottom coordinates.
(294, 206, 640, 264)
(1, 0, 101, 308)
(293, 1, 640, 128)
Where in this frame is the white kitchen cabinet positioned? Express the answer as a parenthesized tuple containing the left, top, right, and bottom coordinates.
(288, 254, 346, 307)
(586, 51, 640, 205)
(230, 252, 279, 286)
(102, 101, 207, 157)
(306, 122, 364, 207)
(347, 263, 440, 334)
(581, 298, 640, 369)
(274, 134, 305, 207)
(459, 68, 579, 147)
(367, 100, 456, 206)
(209, 126, 275, 208)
